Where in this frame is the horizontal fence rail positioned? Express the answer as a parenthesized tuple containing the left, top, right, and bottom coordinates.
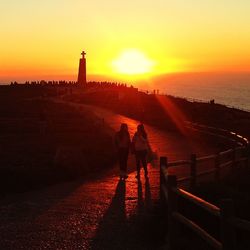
(185, 121, 249, 146)
(160, 123, 250, 250)
(167, 160, 191, 167)
(174, 188, 220, 217)
(172, 211, 222, 250)
(197, 154, 216, 163)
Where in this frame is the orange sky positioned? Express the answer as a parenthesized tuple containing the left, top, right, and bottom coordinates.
(1, 0, 250, 82)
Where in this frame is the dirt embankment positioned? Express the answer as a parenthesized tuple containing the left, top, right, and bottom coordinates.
(0, 87, 116, 194)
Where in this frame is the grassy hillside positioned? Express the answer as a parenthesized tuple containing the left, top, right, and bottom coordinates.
(0, 89, 115, 194)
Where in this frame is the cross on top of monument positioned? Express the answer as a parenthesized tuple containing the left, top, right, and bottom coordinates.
(81, 51, 86, 58)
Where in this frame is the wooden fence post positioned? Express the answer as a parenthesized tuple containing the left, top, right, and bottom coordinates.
(221, 199, 236, 250)
(190, 154, 197, 190)
(160, 156, 168, 204)
(167, 175, 178, 250)
(215, 153, 221, 182)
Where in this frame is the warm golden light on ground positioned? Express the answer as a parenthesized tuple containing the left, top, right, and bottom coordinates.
(112, 49, 155, 75)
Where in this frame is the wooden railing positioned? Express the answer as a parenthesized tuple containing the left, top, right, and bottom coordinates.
(164, 147, 249, 191)
(160, 124, 250, 250)
(185, 121, 249, 146)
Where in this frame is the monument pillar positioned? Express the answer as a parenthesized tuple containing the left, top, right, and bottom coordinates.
(77, 51, 86, 85)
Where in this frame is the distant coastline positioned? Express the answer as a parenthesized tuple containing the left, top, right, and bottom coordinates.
(1, 72, 250, 111)
(138, 72, 250, 111)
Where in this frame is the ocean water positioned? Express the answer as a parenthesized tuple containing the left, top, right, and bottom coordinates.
(162, 82, 250, 111)
(146, 73, 250, 111)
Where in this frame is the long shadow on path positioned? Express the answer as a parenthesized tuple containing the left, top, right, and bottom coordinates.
(90, 177, 165, 250)
(90, 179, 127, 250)
(137, 177, 152, 213)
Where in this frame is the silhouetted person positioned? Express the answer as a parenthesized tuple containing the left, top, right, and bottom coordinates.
(132, 124, 149, 179)
(115, 123, 131, 179)
(210, 99, 215, 104)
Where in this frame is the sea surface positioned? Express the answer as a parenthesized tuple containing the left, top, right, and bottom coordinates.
(142, 73, 250, 111)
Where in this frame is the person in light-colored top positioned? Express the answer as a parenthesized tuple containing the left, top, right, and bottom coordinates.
(115, 123, 131, 179)
(132, 124, 149, 179)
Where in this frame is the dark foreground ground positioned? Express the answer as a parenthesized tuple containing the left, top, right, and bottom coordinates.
(1, 84, 250, 249)
(0, 91, 223, 249)
(0, 95, 115, 194)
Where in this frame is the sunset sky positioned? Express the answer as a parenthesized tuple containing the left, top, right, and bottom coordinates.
(1, 0, 250, 82)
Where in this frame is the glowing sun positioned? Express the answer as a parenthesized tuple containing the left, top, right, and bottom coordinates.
(112, 49, 154, 75)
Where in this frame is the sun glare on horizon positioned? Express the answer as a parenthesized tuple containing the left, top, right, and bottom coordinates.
(112, 49, 155, 75)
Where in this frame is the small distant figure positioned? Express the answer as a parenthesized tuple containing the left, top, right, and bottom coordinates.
(115, 123, 131, 179)
(210, 99, 215, 105)
(132, 124, 149, 179)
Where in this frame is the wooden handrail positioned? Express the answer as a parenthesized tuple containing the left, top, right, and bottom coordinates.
(173, 212, 222, 250)
(160, 170, 250, 250)
(186, 121, 249, 145)
(168, 160, 191, 167)
(219, 161, 233, 169)
(173, 188, 220, 217)
(197, 154, 216, 162)
(160, 122, 250, 250)
(219, 149, 233, 157)
(187, 126, 240, 145)
(236, 134, 245, 140)
(178, 176, 191, 183)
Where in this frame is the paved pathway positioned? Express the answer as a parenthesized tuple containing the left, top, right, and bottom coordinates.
(0, 105, 218, 250)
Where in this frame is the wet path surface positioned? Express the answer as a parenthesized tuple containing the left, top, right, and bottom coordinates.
(0, 105, 217, 249)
